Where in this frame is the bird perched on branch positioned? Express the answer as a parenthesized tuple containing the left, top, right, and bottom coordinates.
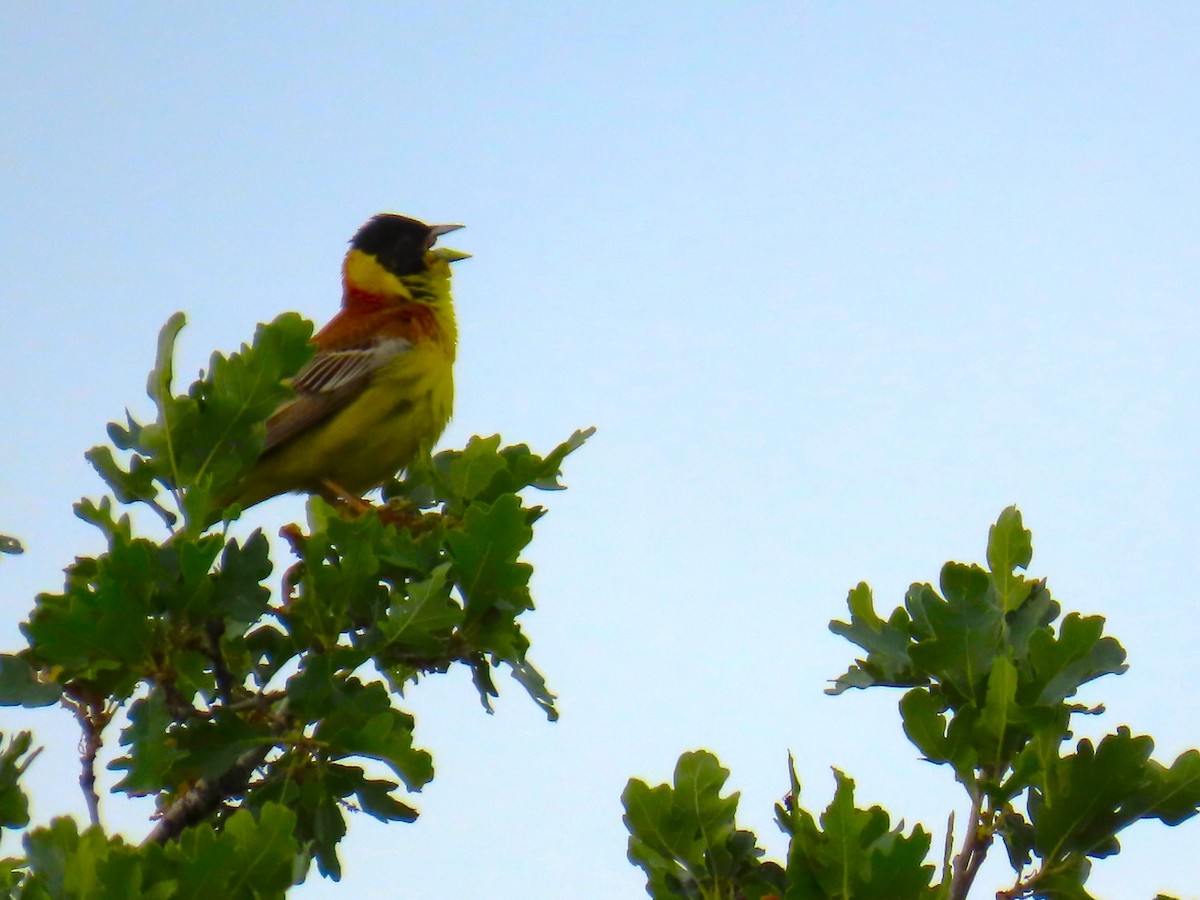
(219, 213, 468, 515)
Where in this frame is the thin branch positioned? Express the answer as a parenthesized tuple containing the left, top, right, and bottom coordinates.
(997, 857, 1071, 900)
(941, 809, 956, 888)
(224, 690, 286, 713)
(143, 495, 178, 530)
(948, 785, 992, 900)
(206, 618, 235, 705)
(997, 871, 1038, 900)
(65, 696, 110, 828)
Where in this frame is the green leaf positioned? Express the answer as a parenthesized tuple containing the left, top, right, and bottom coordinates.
(23, 817, 96, 898)
(1027, 614, 1127, 706)
(0, 655, 61, 707)
(375, 564, 462, 656)
(907, 563, 1003, 704)
(217, 803, 298, 895)
(25, 564, 154, 698)
(1005, 706, 1071, 800)
(980, 655, 1019, 743)
(508, 657, 559, 722)
(86, 444, 164, 512)
(442, 434, 508, 501)
(987, 505, 1034, 613)
(337, 765, 420, 824)
(244, 763, 344, 881)
(1004, 578, 1059, 660)
(448, 494, 534, 623)
(623, 750, 778, 900)
(900, 688, 951, 762)
(89, 312, 314, 529)
(307, 677, 433, 792)
(520, 426, 595, 487)
(163, 802, 298, 897)
(1029, 728, 1195, 864)
(494, 426, 596, 493)
(211, 531, 273, 624)
(390, 426, 594, 515)
(1146, 749, 1200, 826)
(783, 769, 937, 900)
(998, 808, 1036, 870)
(110, 691, 187, 796)
(0, 533, 25, 556)
(1026, 855, 1096, 900)
(171, 714, 275, 784)
(0, 731, 36, 832)
(828, 583, 921, 694)
(899, 698, 984, 792)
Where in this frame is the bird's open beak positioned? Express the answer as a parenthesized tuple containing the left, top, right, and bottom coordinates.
(428, 223, 470, 261)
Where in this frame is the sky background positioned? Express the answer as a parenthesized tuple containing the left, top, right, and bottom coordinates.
(2, 3, 1198, 897)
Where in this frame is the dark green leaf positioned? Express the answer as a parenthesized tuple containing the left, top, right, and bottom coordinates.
(981, 656, 1019, 742)
(828, 583, 921, 694)
(783, 769, 937, 900)
(0, 731, 35, 831)
(165, 802, 298, 897)
(1027, 855, 1096, 900)
(0, 534, 24, 556)
(508, 656, 558, 722)
(448, 494, 534, 622)
(1028, 614, 1127, 706)
(900, 688, 951, 762)
(0, 655, 61, 707)
(1146, 749, 1200, 826)
(309, 678, 433, 791)
(1031, 728, 1173, 863)
(212, 531, 273, 624)
(110, 692, 187, 795)
(623, 750, 775, 900)
(907, 563, 1003, 703)
(998, 808, 1036, 870)
(375, 564, 462, 655)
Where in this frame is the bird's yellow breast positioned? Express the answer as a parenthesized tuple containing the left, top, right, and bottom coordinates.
(228, 326, 454, 510)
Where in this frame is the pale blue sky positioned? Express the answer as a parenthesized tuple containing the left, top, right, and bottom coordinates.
(2, 4, 1198, 898)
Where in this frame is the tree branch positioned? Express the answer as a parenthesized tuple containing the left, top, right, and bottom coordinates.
(205, 618, 235, 705)
(948, 785, 992, 900)
(143, 741, 273, 844)
(64, 694, 110, 829)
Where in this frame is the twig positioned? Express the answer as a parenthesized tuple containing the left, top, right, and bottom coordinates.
(206, 618, 235, 705)
(997, 874, 1034, 900)
(948, 785, 992, 900)
(65, 696, 110, 828)
(144, 496, 178, 529)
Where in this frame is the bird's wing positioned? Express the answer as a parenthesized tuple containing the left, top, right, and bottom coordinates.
(261, 335, 412, 453)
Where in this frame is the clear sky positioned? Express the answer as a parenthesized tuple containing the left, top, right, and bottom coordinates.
(2, 4, 1198, 897)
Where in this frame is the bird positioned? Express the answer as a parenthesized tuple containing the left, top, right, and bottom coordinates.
(216, 213, 468, 517)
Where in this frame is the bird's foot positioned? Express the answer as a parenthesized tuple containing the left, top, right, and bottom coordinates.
(319, 479, 375, 516)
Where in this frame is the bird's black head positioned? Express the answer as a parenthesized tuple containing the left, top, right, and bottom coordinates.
(350, 214, 462, 277)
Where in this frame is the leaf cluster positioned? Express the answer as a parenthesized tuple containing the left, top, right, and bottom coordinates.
(623, 750, 938, 900)
(85, 311, 314, 533)
(0, 314, 591, 892)
(623, 751, 784, 900)
(624, 509, 1200, 900)
(2, 805, 298, 899)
